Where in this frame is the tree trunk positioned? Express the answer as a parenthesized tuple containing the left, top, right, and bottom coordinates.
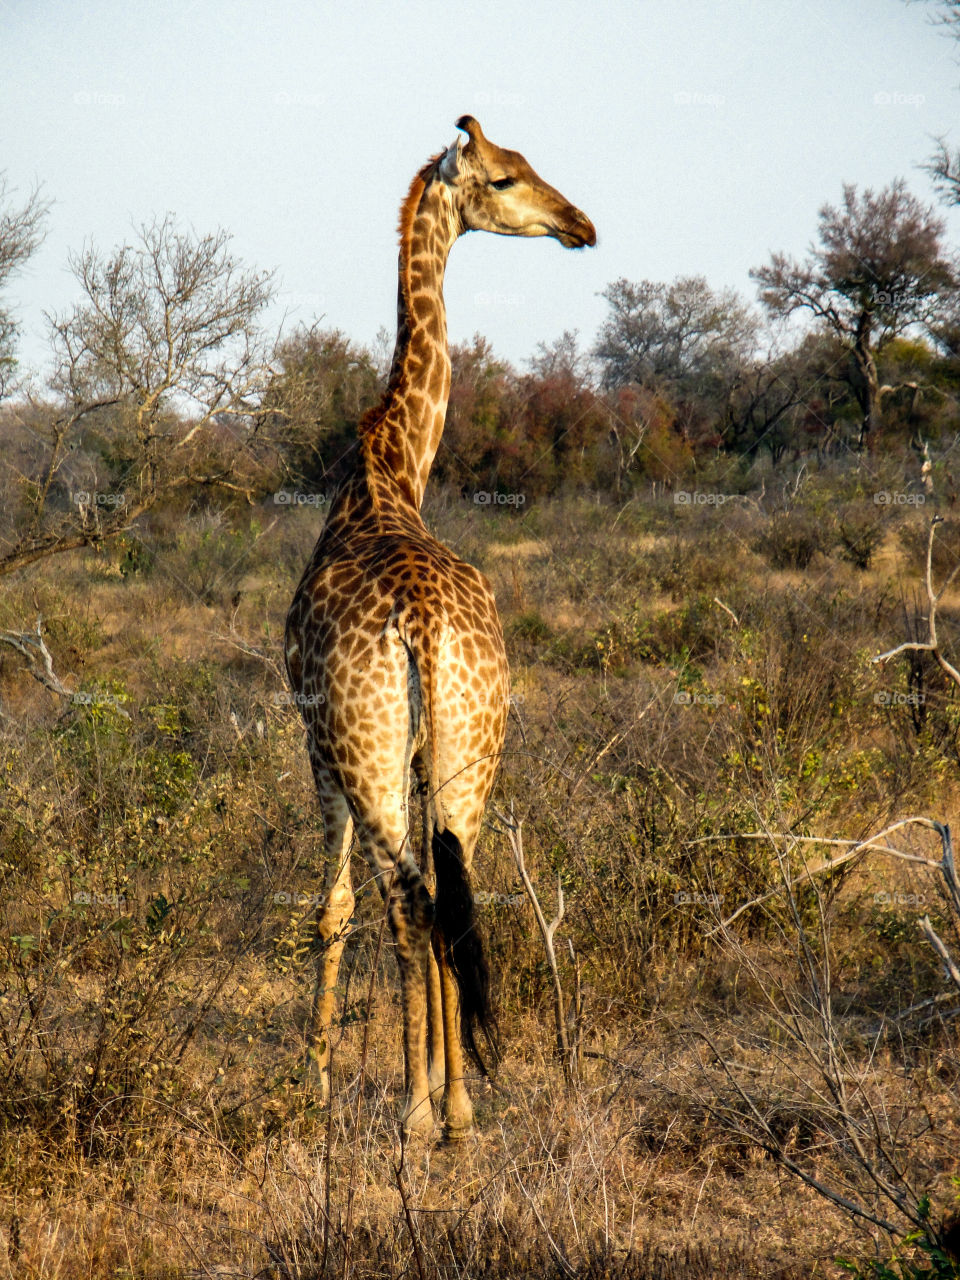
(851, 315, 880, 450)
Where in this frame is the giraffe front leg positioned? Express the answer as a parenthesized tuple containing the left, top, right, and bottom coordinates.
(305, 778, 354, 1102)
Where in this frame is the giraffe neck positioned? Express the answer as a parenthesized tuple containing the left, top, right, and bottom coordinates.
(360, 163, 459, 512)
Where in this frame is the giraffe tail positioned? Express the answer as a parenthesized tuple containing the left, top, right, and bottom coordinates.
(397, 602, 446, 832)
(432, 825, 501, 1077)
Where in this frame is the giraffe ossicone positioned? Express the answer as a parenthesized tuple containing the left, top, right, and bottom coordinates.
(284, 116, 595, 1139)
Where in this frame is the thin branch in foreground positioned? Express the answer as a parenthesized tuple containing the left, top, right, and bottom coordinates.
(492, 804, 577, 1085)
(700, 817, 946, 935)
(703, 816, 960, 1041)
(687, 1026, 901, 1236)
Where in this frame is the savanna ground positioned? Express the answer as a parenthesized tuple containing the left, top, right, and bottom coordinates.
(2, 453, 959, 1279)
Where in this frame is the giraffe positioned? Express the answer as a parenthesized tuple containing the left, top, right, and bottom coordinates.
(284, 115, 595, 1138)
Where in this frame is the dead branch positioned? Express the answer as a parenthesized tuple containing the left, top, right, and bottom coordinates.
(702, 817, 945, 935)
(704, 818, 960, 1035)
(0, 617, 74, 699)
(873, 517, 960, 688)
(493, 804, 577, 1085)
(712, 596, 740, 626)
(919, 915, 960, 994)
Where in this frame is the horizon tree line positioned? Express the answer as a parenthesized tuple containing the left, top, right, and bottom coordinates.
(0, 164, 958, 577)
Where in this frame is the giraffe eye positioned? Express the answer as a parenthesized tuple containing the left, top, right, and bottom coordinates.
(490, 177, 515, 191)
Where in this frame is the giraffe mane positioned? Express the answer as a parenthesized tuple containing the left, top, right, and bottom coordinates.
(397, 151, 444, 265)
(358, 151, 444, 445)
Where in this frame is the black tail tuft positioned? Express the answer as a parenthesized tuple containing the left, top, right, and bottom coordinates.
(432, 827, 500, 1076)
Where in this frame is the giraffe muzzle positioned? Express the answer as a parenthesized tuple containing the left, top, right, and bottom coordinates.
(554, 209, 597, 249)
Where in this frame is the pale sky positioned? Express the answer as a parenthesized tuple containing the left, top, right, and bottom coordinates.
(2, 0, 960, 382)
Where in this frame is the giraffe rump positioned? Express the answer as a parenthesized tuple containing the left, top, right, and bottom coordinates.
(432, 825, 500, 1077)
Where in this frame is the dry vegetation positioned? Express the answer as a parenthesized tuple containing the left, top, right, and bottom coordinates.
(1, 457, 960, 1279)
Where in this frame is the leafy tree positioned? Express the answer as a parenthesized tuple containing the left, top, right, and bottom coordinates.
(514, 331, 612, 494)
(875, 336, 959, 443)
(594, 275, 758, 396)
(609, 383, 693, 486)
(433, 334, 511, 490)
(752, 181, 957, 447)
(260, 326, 380, 486)
(723, 333, 859, 463)
(594, 275, 759, 461)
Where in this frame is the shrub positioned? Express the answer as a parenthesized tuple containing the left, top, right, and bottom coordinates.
(835, 503, 889, 570)
(755, 506, 829, 569)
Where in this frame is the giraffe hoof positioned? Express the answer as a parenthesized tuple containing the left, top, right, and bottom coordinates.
(441, 1123, 475, 1143)
(401, 1097, 436, 1136)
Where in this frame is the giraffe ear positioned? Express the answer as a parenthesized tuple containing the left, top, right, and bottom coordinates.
(439, 136, 464, 185)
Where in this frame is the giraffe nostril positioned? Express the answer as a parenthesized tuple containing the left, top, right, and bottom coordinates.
(574, 212, 597, 247)
(555, 210, 596, 249)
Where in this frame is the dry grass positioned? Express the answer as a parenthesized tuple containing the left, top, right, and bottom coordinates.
(1, 473, 959, 1278)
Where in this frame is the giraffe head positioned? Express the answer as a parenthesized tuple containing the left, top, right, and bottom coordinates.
(439, 115, 596, 250)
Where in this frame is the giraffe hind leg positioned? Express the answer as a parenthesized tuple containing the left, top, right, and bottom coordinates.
(432, 824, 500, 1139)
(426, 945, 445, 1100)
(357, 819, 436, 1135)
(416, 784, 446, 1101)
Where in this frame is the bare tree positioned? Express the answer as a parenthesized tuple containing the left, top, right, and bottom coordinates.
(914, 0, 960, 205)
(0, 215, 275, 576)
(926, 138, 960, 209)
(0, 174, 49, 401)
(752, 181, 957, 447)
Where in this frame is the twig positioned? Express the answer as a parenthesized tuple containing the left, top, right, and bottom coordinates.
(213, 626, 286, 685)
(509, 1165, 576, 1278)
(393, 1135, 427, 1280)
(567, 727, 629, 802)
(493, 804, 576, 1085)
(713, 596, 740, 626)
(865, 989, 960, 1038)
(689, 1025, 901, 1235)
(919, 915, 960, 994)
(704, 818, 945, 934)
